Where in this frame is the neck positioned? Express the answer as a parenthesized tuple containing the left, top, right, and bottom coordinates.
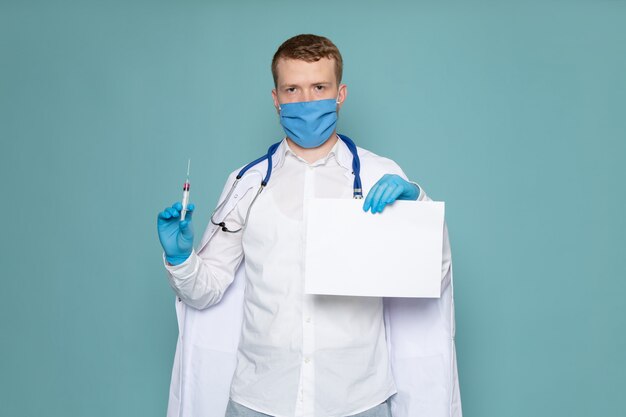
(286, 132, 339, 164)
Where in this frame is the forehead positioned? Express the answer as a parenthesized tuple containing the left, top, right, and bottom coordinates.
(275, 57, 337, 87)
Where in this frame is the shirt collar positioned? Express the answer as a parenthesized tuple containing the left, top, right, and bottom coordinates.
(273, 135, 354, 172)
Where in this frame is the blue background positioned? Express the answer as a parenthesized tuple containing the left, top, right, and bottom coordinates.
(1, 1, 625, 416)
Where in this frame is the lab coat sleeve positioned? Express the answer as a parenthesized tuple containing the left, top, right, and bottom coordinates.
(385, 187, 462, 417)
(367, 153, 461, 415)
(163, 171, 248, 310)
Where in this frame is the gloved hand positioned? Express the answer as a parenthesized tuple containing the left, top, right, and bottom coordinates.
(362, 174, 420, 214)
(157, 201, 195, 265)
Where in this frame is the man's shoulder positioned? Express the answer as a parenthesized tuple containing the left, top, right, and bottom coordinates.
(356, 145, 405, 177)
(224, 157, 269, 184)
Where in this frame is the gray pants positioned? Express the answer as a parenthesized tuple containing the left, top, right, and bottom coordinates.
(225, 398, 393, 417)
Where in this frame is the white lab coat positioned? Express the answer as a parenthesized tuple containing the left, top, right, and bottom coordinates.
(165, 143, 462, 417)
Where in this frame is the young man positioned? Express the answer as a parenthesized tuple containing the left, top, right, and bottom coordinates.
(157, 34, 461, 417)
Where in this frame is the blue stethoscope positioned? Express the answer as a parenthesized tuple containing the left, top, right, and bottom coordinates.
(211, 134, 363, 233)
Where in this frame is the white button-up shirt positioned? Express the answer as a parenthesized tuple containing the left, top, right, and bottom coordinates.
(165, 137, 397, 417)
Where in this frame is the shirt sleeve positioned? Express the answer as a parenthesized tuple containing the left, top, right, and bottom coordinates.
(162, 176, 249, 310)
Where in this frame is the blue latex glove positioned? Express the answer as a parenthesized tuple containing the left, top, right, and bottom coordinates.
(362, 174, 420, 214)
(157, 201, 195, 265)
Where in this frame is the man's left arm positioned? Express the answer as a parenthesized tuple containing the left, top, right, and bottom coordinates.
(367, 173, 461, 414)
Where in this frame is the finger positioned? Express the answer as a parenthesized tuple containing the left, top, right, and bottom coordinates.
(370, 182, 389, 213)
(184, 204, 194, 221)
(378, 187, 404, 214)
(376, 184, 398, 213)
(166, 207, 180, 219)
(187, 203, 195, 212)
(387, 186, 404, 204)
(158, 209, 172, 220)
(380, 184, 398, 205)
(173, 201, 183, 211)
(363, 183, 379, 212)
(179, 220, 193, 240)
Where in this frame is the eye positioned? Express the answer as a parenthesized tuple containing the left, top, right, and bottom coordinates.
(315, 85, 325, 91)
(285, 87, 296, 93)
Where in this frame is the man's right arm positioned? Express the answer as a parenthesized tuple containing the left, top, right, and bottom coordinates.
(162, 207, 244, 309)
(158, 173, 247, 310)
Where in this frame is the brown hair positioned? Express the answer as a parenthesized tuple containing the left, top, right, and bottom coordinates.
(271, 34, 343, 87)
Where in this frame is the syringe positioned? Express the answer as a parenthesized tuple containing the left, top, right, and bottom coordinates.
(181, 159, 191, 221)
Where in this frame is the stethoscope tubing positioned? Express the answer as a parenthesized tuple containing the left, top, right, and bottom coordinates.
(211, 134, 362, 233)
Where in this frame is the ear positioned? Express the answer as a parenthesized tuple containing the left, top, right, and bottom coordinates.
(337, 84, 347, 110)
(271, 88, 280, 114)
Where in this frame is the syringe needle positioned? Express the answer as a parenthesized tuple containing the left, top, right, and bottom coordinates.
(186, 159, 191, 178)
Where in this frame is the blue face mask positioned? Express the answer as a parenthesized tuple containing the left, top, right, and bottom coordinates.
(278, 95, 340, 148)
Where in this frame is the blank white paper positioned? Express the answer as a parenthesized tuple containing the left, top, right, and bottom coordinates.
(304, 199, 445, 298)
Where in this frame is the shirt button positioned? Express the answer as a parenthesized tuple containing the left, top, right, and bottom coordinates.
(305, 317, 311, 323)
(304, 357, 311, 364)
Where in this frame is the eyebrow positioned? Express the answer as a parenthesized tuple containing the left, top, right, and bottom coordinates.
(280, 81, 333, 88)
